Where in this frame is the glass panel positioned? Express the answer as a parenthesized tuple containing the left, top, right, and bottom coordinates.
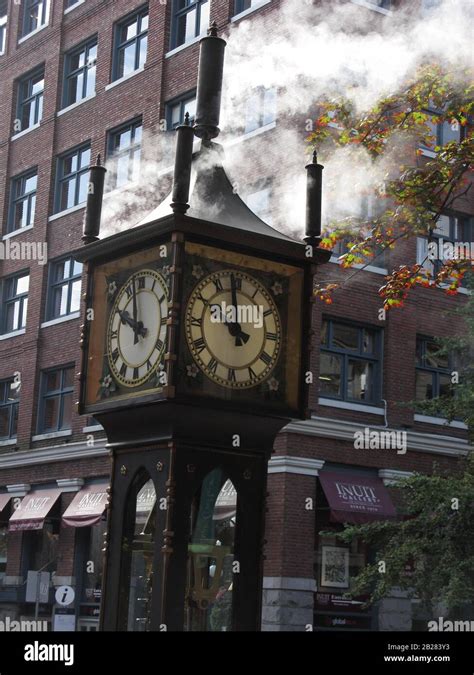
(441, 119, 460, 145)
(52, 285, 69, 317)
(121, 18, 138, 42)
(60, 392, 72, 429)
(171, 103, 181, 128)
(43, 396, 60, 430)
(332, 323, 359, 351)
(0, 408, 10, 438)
(184, 98, 196, 123)
(77, 171, 89, 204)
(17, 275, 29, 294)
(138, 35, 147, 68)
(185, 8, 197, 42)
(416, 370, 434, 400)
(45, 370, 61, 392)
(199, 1, 210, 34)
(140, 13, 149, 32)
(24, 174, 37, 193)
(60, 177, 76, 210)
(434, 214, 451, 238)
(425, 341, 449, 369)
(80, 147, 91, 168)
(118, 43, 136, 77)
(439, 373, 452, 398)
(320, 320, 328, 346)
(11, 402, 18, 437)
(319, 353, 342, 396)
(185, 471, 236, 631)
(263, 88, 276, 126)
(347, 360, 373, 400)
(70, 280, 81, 313)
(362, 329, 375, 353)
(119, 477, 156, 631)
(63, 367, 74, 389)
(82, 520, 106, 603)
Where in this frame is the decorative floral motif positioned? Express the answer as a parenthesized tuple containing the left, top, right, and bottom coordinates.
(192, 265, 204, 279)
(99, 372, 117, 398)
(107, 281, 118, 298)
(186, 364, 199, 378)
(268, 377, 279, 391)
(161, 265, 171, 279)
(271, 281, 283, 296)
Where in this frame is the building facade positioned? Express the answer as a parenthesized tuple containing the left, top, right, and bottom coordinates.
(0, 0, 471, 631)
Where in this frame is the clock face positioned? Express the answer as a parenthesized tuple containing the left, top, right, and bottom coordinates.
(107, 269, 168, 388)
(185, 269, 281, 388)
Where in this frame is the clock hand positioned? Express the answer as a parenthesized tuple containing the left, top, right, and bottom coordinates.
(119, 310, 148, 338)
(211, 303, 250, 346)
(132, 276, 139, 345)
(228, 274, 250, 346)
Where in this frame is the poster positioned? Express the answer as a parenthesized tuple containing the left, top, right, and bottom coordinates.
(321, 546, 349, 589)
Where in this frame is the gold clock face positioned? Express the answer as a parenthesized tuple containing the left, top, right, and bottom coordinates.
(107, 269, 168, 388)
(185, 269, 281, 388)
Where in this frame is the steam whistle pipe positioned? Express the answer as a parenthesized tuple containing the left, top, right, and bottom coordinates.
(171, 113, 195, 214)
(304, 150, 323, 246)
(193, 22, 227, 141)
(82, 154, 106, 244)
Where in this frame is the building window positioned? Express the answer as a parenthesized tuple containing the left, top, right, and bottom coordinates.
(17, 68, 44, 132)
(21, 0, 49, 37)
(8, 170, 37, 233)
(46, 257, 83, 321)
(1, 273, 29, 334)
(55, 144, 91, 212)
(234, 0, 263, 15)
(171, 0, 209, 50)
(319, 319, 382, 403)
(63, 38, 97, 108)
(244, 87, 276, 134)
(165, 93, 196, 130)
(65, 0, 83, 8)
(416, 213, 473, 282)
(107, 119, 142, 189)
(0, 1, 7, 54)
(422, 108, 464, 150)
(416, 336, 452, 402)
(38, 366, 74, 433)
(0, 379, 19, 440)
(246, 182, 273, 224)
(113, 7, 148, 81)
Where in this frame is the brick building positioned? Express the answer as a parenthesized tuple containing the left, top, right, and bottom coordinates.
(0, 0, 471, 631)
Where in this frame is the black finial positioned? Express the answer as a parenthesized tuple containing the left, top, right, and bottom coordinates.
(184, 112, 190, 126)
(208, 21, 218, 37)
(82, 155, 107, 244)
(312, 149, 317, 164)
(96, 153, 102, 166)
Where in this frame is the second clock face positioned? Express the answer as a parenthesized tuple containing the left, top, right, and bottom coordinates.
(107, 269, 168, 388)
(185, 269, 281, 388)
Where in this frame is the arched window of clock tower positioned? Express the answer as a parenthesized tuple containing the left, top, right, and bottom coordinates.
(117, 471, 156, 631)
(184, 469, 237, 632)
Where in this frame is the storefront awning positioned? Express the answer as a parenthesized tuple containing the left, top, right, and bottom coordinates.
(319, 471, 397, 524)
(0, 493, 12, 513)
(62, 483, 109, 528)
(9, 488, 62, 532)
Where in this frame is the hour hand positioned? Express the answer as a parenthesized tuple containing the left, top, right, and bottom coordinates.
(119, 310, 147, 338)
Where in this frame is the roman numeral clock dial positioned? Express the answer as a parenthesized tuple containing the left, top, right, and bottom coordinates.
(185, 270, 281, 388)
(107, 269, 168, 387)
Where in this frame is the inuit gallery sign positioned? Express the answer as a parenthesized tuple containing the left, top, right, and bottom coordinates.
(319, 472, 396, 523)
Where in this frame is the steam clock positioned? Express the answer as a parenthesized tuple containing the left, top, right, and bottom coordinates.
(75, 24, 330, 631)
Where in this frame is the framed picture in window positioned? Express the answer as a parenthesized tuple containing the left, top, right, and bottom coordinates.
(321, 546, 349, 588)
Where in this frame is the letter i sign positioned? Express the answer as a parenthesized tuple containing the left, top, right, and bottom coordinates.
(55, 585, 75, 606)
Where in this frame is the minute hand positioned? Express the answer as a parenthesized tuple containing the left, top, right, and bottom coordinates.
(229, 274, 249, 346)
(118, 310, 147, 338)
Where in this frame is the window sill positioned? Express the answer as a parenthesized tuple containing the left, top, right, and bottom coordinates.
(41, 312, 80, 329)
(350, 0, 392, 16)
(231, 0, 272, 22)
(2, 225, 34, 241)
(32, 430, 73, 442)
(165, 35, 203, 59)
(64, 0, 85, 14)
(18, 23, 49, 45)
(82, 424, 104, 433)
(0, 329, 26, 341)
(225, 121, 276, 147)
(105, 67, 145, 91)
(329, 256, 388, 275)
(318, 397, 385, 415)
(414, 414, 467, 429)
(49, 203, 85, 222)
(57, 94, 96, 117)
(11, 123, 40, 142)
(0, 438, 17, 447)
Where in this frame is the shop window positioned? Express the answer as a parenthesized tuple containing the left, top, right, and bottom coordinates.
(0, 378, 20, 440)
(16, 67, 44, 133)
(46, 257, 82, 321)
(107, 119, 142, 190)
(37, 365, 74, 433)
(62, 37, 97, 108)
(415, 336, 453, 402)
(170, 0, 209, 50)
(319, 319, 382, 404)
(1, 272, 29, 334)
(184, 470, 236, 631)
(113, 6, 148, 81)
(55, 144, 91, 212)
(416, 213, 472, 285)
(165, 92, 196, 130)
(118, 474, 156, 631)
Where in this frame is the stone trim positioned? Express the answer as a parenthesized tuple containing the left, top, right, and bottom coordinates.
(268, 456, 325, 476)
(56, 478, 84, 492)
(0, 440, 108, 469)
(379, 469, 413, 485)
(263, 577, 316, 592)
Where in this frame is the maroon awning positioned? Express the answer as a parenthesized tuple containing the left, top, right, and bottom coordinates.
(0, 493, 11, 513)
(62, 483, 108, 528)
(9, 488, 62, 532)
(319, 471, 397, 524)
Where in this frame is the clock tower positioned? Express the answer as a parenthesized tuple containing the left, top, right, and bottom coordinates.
(75, 23, 330, 631)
